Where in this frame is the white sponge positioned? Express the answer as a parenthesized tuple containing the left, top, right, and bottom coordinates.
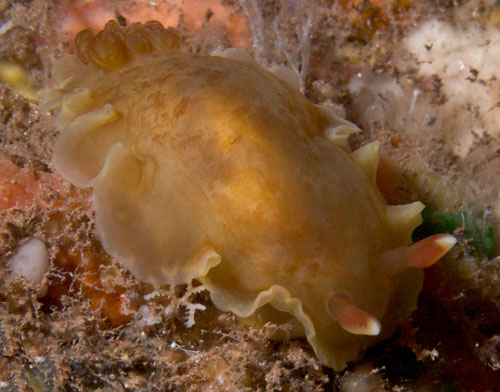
(8, 238, 49, 286)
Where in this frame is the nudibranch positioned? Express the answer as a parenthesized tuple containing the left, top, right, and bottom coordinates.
(43, 20, 456, 370)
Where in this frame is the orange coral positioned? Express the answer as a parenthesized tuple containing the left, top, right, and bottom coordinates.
(41, 245, 137, 327)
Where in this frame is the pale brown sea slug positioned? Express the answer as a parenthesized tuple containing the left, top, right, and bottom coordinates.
(43, 20, 456, 370)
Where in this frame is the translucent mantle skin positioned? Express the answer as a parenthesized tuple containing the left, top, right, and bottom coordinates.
(46, 21, 426, 371)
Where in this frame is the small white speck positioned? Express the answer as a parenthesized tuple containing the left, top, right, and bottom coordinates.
(408, 88, 421, 115)
(135, 305, 162, 326)
(0, 20, 13, 35)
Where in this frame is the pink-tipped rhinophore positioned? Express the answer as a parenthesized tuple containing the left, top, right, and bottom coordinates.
(378, 233, 457, 274)
(327, 292, 381, 336)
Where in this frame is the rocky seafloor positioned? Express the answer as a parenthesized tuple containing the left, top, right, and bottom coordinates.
(1, 0, 500, 390)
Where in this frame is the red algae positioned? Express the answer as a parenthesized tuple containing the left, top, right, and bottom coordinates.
(54, 0, 251, 50)
(0, 155, 69, 210)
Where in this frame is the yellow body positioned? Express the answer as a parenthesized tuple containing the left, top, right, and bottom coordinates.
(46, 21, 425, 370)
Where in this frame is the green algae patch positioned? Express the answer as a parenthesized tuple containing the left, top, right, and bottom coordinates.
(414, 206, 496, 259)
